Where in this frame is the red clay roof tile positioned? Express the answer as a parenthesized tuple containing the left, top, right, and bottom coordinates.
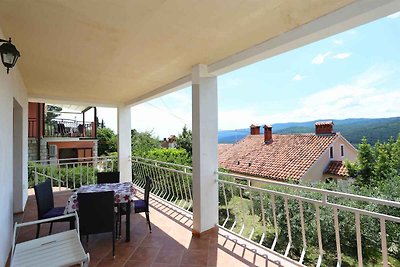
(218, 133, 338, 181)
(324, 160, 348, 177)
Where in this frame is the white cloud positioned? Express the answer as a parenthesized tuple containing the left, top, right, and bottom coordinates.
(263, 87, 400, 124)
(311, 52, 331, 64)
(388, 12, 400, 19)
(215, 66, 400, 128)
(332, 53, 352, 60)
(353, 65, 395, 87)
(333, 39, 344, 45)
(293, 74, 305, 81)
(266, 67, 400, 123)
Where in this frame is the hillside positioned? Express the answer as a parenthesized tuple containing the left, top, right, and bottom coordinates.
(218, 117, 400, 145)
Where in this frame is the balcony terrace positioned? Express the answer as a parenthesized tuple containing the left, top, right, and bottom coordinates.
(22, 157, 400, 266)
(15, 188, 294, 267)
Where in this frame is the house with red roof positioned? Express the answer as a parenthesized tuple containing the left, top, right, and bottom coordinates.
(218, 121, 358, 182)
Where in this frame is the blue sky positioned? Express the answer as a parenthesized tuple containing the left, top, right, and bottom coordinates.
(98, 12, 400, 138)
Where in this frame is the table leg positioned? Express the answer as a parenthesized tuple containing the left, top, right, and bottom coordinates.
(126, 201, 131, 242)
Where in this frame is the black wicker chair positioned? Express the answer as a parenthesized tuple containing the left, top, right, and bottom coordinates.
(34, 179, 75, 238)
(133, 176, 153, 232)
(78, 191, 117, 258)
(97, 171, 120, 184)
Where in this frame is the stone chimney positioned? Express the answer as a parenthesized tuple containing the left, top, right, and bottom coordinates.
(315, 121, 334, 135)
(263, 125, 272, 143)
(250, 124, 260, 135)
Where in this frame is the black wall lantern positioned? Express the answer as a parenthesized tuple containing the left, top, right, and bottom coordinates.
(0, 38, 20, 74)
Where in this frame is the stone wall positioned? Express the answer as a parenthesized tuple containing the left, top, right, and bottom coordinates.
(40, 138, 48, 160)
(92, 140, 98, 157)
(28, 138, 48, 161)
(28, 138, 39, 161)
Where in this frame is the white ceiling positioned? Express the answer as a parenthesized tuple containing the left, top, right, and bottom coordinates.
(0, 0, 384, 107)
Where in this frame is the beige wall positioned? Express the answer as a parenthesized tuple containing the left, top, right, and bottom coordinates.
(331, 135, 358, 162)
(302, 149, 330, 183)
(0, 28, 28, 266)
(302, 135, 357, 182)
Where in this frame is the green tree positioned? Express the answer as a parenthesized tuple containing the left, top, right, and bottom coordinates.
(393, 135, 400, 173)
(176, 125, 192, 156)
(131, 129, 161, 157)
(347, 137, 375, 186)
(45, 105, 62, 125)
(146, 148, 191, 166)
(373, 141, 395, 184)
(97, 127, 117, 156)
(347, 135, 400, 187)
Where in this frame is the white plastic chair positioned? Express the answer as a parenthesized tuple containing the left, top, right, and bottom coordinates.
(11, 212, 89, 267)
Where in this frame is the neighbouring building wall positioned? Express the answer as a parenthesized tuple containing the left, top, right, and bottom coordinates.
(302, 149, 331, 182)
(46, 139, 97, 160)
(302, 135, 358, 182)
(330, 135, 357, 162)
(0, 27, 28, 267)
(28, 138, 98, 161)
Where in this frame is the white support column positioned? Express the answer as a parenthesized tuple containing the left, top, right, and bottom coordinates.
(192, 64, 218, 234)
(118, 105, 132, 182)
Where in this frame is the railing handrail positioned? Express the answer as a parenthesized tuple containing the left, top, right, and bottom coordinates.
(218, 178, 400, 223)
(32, 171, 64, 183)
(132, 156, 192, 171)
(29, 155, 117, 165)
(133, 160, 192, 176)
(131, 158, 193, 212)
(49, 118, 93, 125)
(217, 171, 400, 209)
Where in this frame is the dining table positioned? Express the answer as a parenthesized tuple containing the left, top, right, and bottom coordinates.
(64, 182, 136, 242)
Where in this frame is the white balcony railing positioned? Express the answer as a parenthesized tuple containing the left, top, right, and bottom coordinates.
(217, 172, 400, 267)
(132, 156, 193, 211)
(28, 156, 117, 190)
(132, 158, 400, 267)
(28, 156, 400, 266)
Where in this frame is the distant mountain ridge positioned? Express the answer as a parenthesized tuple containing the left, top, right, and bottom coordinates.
(218, 117, 400, 145)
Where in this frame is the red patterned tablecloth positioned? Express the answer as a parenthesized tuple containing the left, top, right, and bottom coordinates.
(65, 182, 136, 214)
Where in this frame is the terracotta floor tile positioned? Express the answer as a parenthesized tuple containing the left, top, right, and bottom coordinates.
(152, 263, 181, 267)
(180, 249, 209, 266)
(188, 237, 210, 250)
(154, 247, 185, 265)
(86, 258, 101, 267)
(140, 235, 168, 248)
(207, 248, 218, 267)
(124, 259, 153, 267)
(104, 242, 138, 260)
(96, 258, 126, 267)
(129, 247, 160, 262)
